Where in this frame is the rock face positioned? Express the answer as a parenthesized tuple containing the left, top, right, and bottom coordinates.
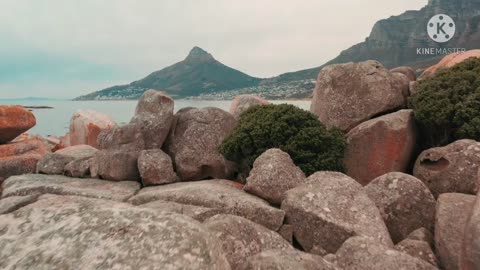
(310, 60, 407, 131)
(244, 149, 306, 205)
(281, 172, 392, 254)
(138, 149, 178, 186)
(395, 239, 439, 267)
(462, 191, 480, 270)
(0, 195, 38, 215)
(391, 66, 417, 82)
(64, 158, 91, 178)
(238, 249, 336, 270)
(36, 145, 97, 175)
(140, 200, 223, 222)
(68, 109, 116, 148)
(129, 180, 285, 231)
(165, 107, 237, 181)
(92, 149, 140, 181)
(0, 139, 50, 183)
(364, 172, 436, 243)
(204, 214, 292, 269)
(344, 110, 417, 185)
(421, 49, 480, 78)
(413, 139, 480, 198)
(229, 95, 269, 119)
(0, 105, 36, 144)
(0, 195, 231, 270)
(435, 193, 475, 270)
(335, 236, 438, 270)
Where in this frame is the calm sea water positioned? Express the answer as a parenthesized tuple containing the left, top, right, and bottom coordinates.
(0, 99, 311, 137)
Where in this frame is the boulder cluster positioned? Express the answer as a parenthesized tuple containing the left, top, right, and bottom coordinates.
(1, 51, 480, 269)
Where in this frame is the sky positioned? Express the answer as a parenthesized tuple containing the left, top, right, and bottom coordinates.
(0, 0, 428, 99)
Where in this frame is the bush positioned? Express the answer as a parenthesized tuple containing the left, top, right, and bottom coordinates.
(408, 58, 480, 147)
(220, 104, 346, 176)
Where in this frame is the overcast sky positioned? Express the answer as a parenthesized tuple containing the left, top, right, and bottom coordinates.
(0, 0, 427, 98)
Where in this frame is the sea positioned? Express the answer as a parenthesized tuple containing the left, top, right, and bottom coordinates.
(0, 99, 311, 137)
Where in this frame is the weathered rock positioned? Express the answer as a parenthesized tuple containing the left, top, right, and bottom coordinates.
(421, 49, 480, 78)
(461, 190, 480, 270)
(0, 139, 50, 182)
(281, 172, 392, 253)
(310, 60, 406, 131)
(0, 105, 36, 143)
(391, 66, 417, 82)
(410, 81, 419, 96)
(36, 145, 97, 175)
(92, 149, 140, 181)
(139, 200, 223, 221)
(1, 174, 140, 202)
(68, 109, 116, 148)
(97, 123, 145, 151)
(0, 195, 231, 270)
(64, 158, 91, 178)
(244, 148, 306, 205)
(364, 172, 436, 243)
(229, 94, 270, 119)
(344, 110, 417, 185)
(413, 139, 480, 198)
(165, 107, 237, 181)
(335, 236, 438, 270)
(0, 195, 37, 215)
(395, 239, 439, 267)
(138, 149, 178, 186)
(278, 224, 294, 244)
(406, 228, 434, 248)
(238, 249, 337, 270)
(204, 214, 292, 269)
(435, 193, 475, 270)
(129, 180, 285, 230)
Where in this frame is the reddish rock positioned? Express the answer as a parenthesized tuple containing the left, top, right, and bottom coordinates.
(421, 49, 480, 78)
(462, 190, 480, 270)
(68, 110, 116, 148)
(345, 110, 417, 185)
(0, 106, 36, 144)
(138, 149, 178, 186)
(91, 149, 140, 181)
(310, 60, 406, 131)
(413, 139, 480, 198)
(435, 193, 475, 270)
(229, 95, 270, 119)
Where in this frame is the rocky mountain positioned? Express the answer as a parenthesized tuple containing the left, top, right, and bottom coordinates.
(74, 47, 261, 100)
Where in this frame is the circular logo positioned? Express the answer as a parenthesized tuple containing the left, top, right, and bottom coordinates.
(427, 14, 455, 43)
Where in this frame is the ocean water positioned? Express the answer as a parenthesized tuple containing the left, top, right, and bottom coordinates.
(0, 99, 311, 137)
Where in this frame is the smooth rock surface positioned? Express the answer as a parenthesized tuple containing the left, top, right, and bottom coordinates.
(238, 249, 337, 270)
(421, 49, 480, 78)
(391, 66, 417, 82)
(138, 149, 178, 186)
(64, 158, 91, 178)
(0, 105, 36, 143)
(68, 109, 116, 148)
(229, 94, 270, 119)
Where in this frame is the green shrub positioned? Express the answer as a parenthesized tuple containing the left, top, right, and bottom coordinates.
(220, 104, 346, 176)
(408, 58, 480, 147)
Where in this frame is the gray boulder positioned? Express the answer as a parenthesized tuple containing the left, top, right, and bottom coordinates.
(36, 145, 97, 175)
(238, 249, 337, 270)
(138, 149, 178, 186)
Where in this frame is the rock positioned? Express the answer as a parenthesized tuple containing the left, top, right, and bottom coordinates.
(97, 123, 145, 151)
(244, 148, 306, 205)
(0, 105, 36, 143)
(364, 172, 436, 243)
(410, 81, 419, 96)
(462, 190, 480, 270)
(435, 193, 475, 270)
(68, 109, 116, 148)
(204, 214, 292, 269)
(421, 49, 480, 78)
(395, 239, 439, 267)
(36, 145, 97, 175)
(138, 149, 178, 186)
(335, 236, 438, 270)
(310, 60, 406, 131)
(0, 195, 231, 270)
(139, 200, 223, 221)
(165, 107, 237, 181)
(344, 110, 417, 185)
(1, 174, 140, 202)
(0, 139, 50, 182)
(129, 180, 285, 230)
(229, 95, 270, 119)
(130, 89, 174, 149)
(238, 249, 337, 270)
(278, 224, 294, 244)
(0, 195, 37, 215)
(413, 139, 480, 198)
(281, 172, 392, 253)
(406, 228, 434, 248)
(92, 149, 140, 181)
(391, 66, 417, 82)
(64, 158, 91, 178)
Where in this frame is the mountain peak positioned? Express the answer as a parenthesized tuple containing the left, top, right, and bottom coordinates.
(185, 46, 215, 63)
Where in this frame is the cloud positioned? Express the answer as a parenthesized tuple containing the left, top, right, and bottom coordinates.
(0, 0, 427, 98)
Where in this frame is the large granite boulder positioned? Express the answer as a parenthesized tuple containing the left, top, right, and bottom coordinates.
(364, 172, 436, 243)
(1, 174, 140, 202)
(238, 249, 337, 270)
(0, 195, 230, 270)
(68, 109, 116, 148)
(344, 110, 417, 185)
(413, 139, 480, 198)
(462, 190, 480, 270)
(334, 236, 438, 270)
(138, 149, 178, 186)
(244, 148, 306, 205)
(64, 158, 91, 178)
(391, 66, 417, 82)
(165, 107, 237, 181)
(204, 214, 292, 269)
(128, 180, 285, 230)
(97, 123, 145, 151)
(0, 105, 36, 144)
(435, 193, 476, 270)
(420, 49, 480, 78)
(310, 60, 407, 131)
(229, 95, 269, 119)
(395, 239, 439, 267)
(90, 149, 140, 181)
(36, 145, 97, 175)
(281, 172, 392, 254)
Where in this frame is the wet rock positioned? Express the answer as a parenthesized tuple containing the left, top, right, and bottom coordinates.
(138, 149, 178, 186)
(229, 94, 270, 119)
(391, 66, 417, 82)
(36, 145, 97, 175)
(395, 239, 439, 267)
(238, 249, 337, 270)
(461, 190, 480, 270)
(0, 195, 38, 215)
(68, 109, 116, 148)
(344, 110, 417, 185)
(281, 171, 392, 253)
(0, 105, 36, 144)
